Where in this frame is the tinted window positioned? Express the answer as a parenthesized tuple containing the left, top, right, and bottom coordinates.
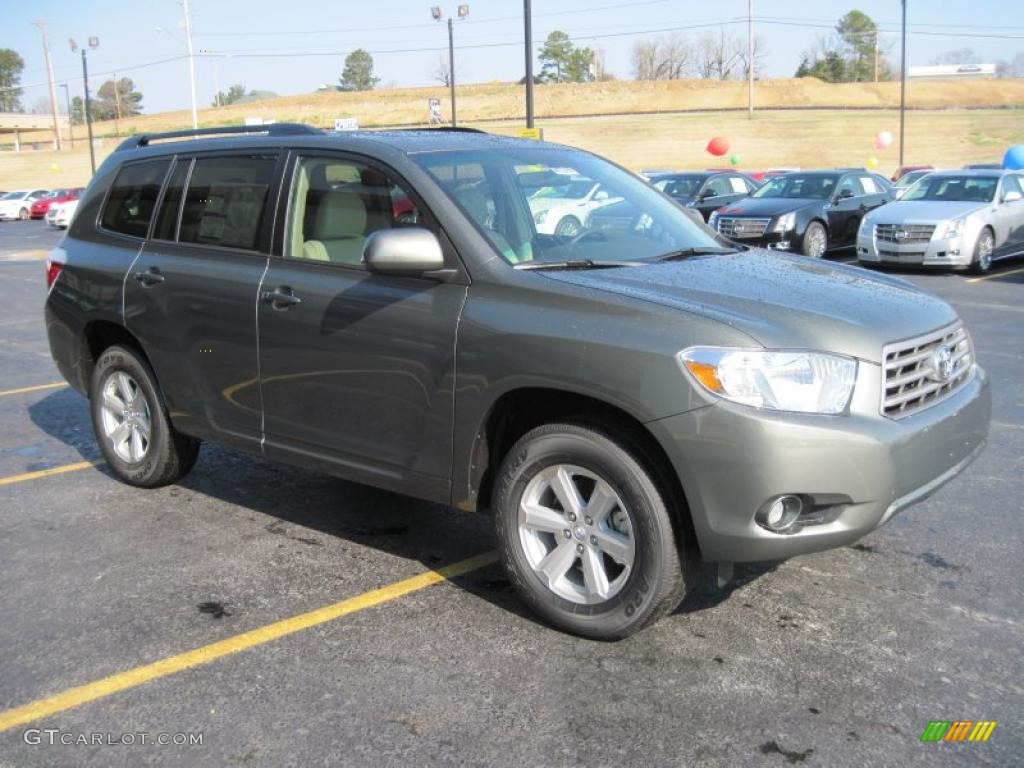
(702, 176, 732, 197)
(285, 156, 424, 266)
(153, 159, 191, 241)
(100, 160, 170, 238)
(178, 156, 276, 250)
(752, 174, 838, 200)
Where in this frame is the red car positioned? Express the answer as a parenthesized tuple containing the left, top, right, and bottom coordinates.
(30, 188, 84, 220)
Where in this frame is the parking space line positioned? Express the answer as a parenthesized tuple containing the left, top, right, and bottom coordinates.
(0, 550, 498, 732)
(0, 381, 67, 397)
(966, 266, 1024, 283)
(0, 461, 97, 487)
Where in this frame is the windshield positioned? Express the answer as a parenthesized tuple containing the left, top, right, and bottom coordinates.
(751, 174, 838, 200)
(901, 175, 997, 203)
(896, 171, 928, 188)
(416, 148, 725, 265)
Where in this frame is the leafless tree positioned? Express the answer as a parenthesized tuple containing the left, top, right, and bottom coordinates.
(695, 29, 745, 80)
(738, 35, 768, 80)
(432, 53, 463, 87)
(632, 34, 691, 80)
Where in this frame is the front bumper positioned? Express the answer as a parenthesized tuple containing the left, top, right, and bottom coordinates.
(857, 230, 973, 268)
(647, 362, 990, 562)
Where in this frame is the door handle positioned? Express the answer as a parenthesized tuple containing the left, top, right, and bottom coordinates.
(262, 286, 301, 309)
(134, 267, 165, 286)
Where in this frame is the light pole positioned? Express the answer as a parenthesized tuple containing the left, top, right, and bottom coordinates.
(60, 83, 73, 147)
(182, 0, 199, 129)
(747, 0, 753, 118)
(899, 0, 907, 168)
(431, 5, 468, 127)
(524, 0, 534, 128)
(70, 36, 99, 175)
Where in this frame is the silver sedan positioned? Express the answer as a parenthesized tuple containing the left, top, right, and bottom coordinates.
(856, 170, 1024, 273)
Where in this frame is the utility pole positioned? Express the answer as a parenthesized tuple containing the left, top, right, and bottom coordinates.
(747, 0, 754, 118)
(182, 0, 199, 129)
(112, 71, 122, 135)
(33, 21, 62, 151)
(524, 0, 534, 128)
(874, 28, 879, 83)
(60, 83, 73, 147)
(899, 0, 907, 167)
(81, 50, 96, 174)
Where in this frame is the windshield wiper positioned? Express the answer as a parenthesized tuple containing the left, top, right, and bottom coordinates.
(515, 259, 641, 271)
(653, 246, 742, 262)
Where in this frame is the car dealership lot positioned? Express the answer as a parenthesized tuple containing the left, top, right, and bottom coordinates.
(0, 220, 1021, 766)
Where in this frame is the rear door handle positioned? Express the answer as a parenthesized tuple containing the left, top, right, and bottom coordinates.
(134, 267, 165, 286)
(262, 286, 301, 309)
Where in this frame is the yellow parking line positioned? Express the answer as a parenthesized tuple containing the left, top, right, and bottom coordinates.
(0, 460, 97, 487)
(0, 381, 67, 397)
(0, 550, 498, 732)
(966, 266, 1024, 283)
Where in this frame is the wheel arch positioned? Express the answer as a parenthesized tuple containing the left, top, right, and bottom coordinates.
(468, 386, 700, 558)
(80, 321, 154, 397)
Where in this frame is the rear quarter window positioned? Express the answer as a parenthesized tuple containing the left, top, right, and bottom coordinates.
(100, 160, 171, 238)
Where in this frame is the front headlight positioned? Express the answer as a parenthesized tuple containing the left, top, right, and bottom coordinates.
(772, 212, 796, 232)
(533, 209, 549, 225)
(936, 218, 964, 239)
(679, 347, 857, 414)
(708, 210, 719, 227)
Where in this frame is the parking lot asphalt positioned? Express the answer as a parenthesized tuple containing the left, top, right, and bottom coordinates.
(0, 218, 1021, 767)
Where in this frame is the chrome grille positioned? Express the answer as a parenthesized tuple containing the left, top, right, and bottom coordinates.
(881, 323, 973, 419)
(875, 223, 936, 244)
(717, 217, 770, 238)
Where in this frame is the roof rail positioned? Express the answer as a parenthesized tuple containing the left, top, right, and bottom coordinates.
(115, 123, 323, 152)
(397, 126, 487, 134)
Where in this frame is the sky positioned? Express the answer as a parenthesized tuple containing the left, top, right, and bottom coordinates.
(2, 0, 1023, 115)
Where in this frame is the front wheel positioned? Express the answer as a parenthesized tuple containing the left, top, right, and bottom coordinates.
(494, 422, 690, 640)
(18, 207, 29, 221)
(90, 345, 199, 487)
(801, 221, 828, 258)
(971, 227, 995, 274)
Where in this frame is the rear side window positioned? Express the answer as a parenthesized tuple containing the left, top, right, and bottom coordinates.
(178, 156, 276, 251)
(100, 160, 170, 238)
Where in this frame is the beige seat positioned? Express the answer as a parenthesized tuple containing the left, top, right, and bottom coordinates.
(303, 189, 368, 265)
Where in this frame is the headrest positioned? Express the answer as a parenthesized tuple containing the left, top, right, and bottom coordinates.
(313, 189, 367, 240)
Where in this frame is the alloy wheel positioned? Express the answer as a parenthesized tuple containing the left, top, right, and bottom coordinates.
(977, 231, 993, 272)
(99, 372, 152, 463)
(517, 464, 635, 604)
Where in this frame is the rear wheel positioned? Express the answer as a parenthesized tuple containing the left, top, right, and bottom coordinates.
(801, 221, 827, 258)
(90, 345, 199, 487)
(971, 227, 994, 274)
(18, 207, 29, 221)
(555, 216, 582, 237)
(494, 422, 690, 640)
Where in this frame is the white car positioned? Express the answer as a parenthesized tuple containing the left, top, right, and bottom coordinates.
(527, 176, 621, 236)
(47, 199, 80, 229)
(0, 189, 50, 221)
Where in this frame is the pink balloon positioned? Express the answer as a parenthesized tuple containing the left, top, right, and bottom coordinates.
(874, 131, 894, 150)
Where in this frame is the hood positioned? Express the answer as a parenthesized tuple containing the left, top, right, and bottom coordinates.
(541, 250, 957, 363)
(869, 200, 989, 222)
(714, 197, 820, 218)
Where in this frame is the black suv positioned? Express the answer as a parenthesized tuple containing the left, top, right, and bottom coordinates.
(648, 171, 760, 221)
(708, 170, 894, 257)
(45, 125, 989, 639)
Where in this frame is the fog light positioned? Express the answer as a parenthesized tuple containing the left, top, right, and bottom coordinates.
(758, 495, 803, 532)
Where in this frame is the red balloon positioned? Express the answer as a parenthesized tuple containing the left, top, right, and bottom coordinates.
(706, 136, 730, 156)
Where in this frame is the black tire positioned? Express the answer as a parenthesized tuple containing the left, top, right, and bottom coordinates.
(494, 422, 690, 640)
(90, 344, 199, 487)
(554, 216, 582, 237)
(801, 221, 827, 258)
(971, 227, 995, 275)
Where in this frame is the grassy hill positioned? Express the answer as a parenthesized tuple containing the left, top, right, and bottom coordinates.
(3, 78, 1022, 188)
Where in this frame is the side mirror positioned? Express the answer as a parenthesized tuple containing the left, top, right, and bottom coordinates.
(1003, 190, 1023, 203)
(838, 188, 855, 200)
(363, 228, 447, 278)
